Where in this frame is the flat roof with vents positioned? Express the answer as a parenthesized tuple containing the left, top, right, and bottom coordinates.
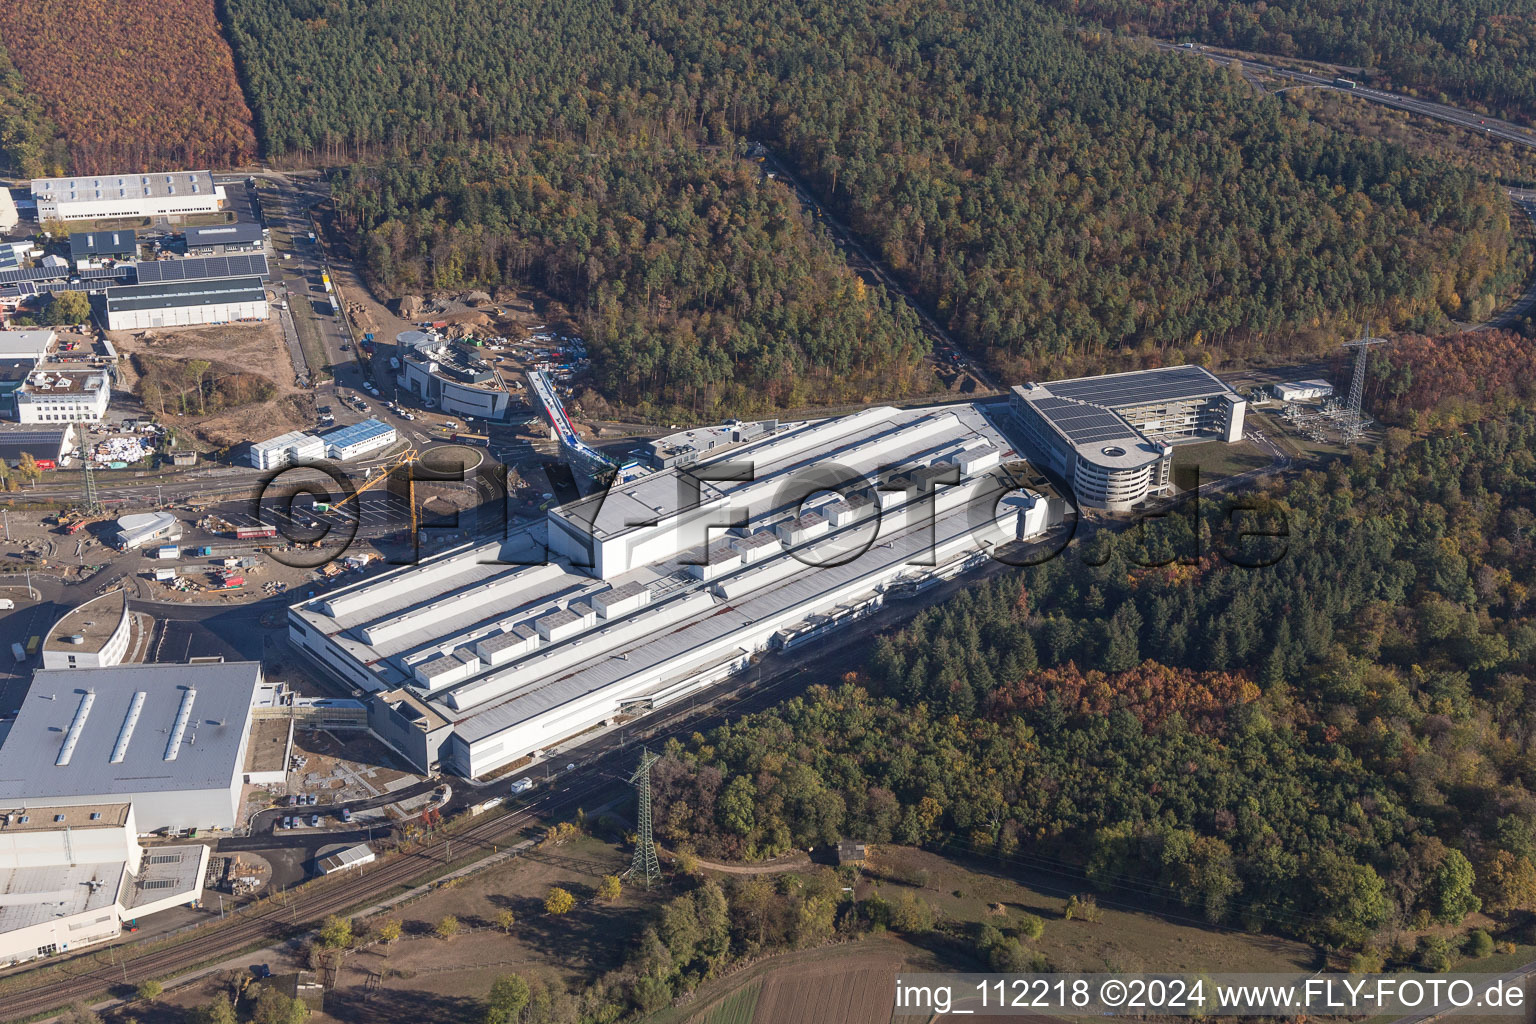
(0, 803, 130, 832)
(43, 590, 129, 656)
(68, 230, 137, 258)
(31, 170, 215, 205)
(184, 222, 264, 247)
(0, 662, 262, 801)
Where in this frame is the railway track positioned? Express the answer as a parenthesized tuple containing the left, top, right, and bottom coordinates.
(0, 776, 613, 1022)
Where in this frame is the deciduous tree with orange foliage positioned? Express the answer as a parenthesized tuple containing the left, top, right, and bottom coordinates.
(0, 0, 255, 173)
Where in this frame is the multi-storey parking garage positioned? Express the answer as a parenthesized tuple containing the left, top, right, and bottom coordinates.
(291, 401, 1067, 778)
(1009, 365, 1246, 511)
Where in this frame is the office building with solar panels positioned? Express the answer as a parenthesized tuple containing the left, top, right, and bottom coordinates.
(0, 662, 264, 833)
(1010, 365, 1245, 511)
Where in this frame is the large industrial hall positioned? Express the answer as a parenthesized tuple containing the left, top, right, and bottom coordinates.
(291, 401, 1066, 779)
(0, 662, 265, 833)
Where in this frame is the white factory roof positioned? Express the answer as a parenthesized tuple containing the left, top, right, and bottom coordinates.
(0, 329, 55, 361)
(251, 430, 317, 453)
(552, 405, 977, 542)
(296, 401, 1027, 757)
(0, 663, 262, 801)
(452, 487, 1002, 743)
(32, 170, 216, 206)
(0, 860, 125, 934)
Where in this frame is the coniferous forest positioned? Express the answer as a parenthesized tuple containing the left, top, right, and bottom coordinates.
(224, 0, 1522, 407)
(1048, 0, 1536, 127)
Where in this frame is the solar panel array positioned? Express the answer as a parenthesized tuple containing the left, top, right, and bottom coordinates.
(106, 276, 266, 312)
(133, 254, 268, 284)
(0, 265, 70, 285)
(1045, 365, 1223, 408)
(1032, 397, 1137, 445)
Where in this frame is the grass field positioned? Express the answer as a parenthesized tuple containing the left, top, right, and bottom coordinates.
(1170, 438, 1273, 481)
(688, 979, 762, 1024)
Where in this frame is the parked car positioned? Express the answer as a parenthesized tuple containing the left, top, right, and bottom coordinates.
(309, 813, 321, 827)
(340, 807, 352, 823)
(306, 793, 317, 805)
(280, 817, 291, 830)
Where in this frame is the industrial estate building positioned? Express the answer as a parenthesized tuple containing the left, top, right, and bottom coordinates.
(0, 426, 70, 468)
(12, 369, 110, 425)
(0, 329, 55, 366)
(397, 331, 513, 420)
(250, 430, 325, 470)
(322, 418, 397, 460)
(292, 401, 1064, 778)
(114, 511, 182, 551)
(250, 418, 397, 468)
(103, 276, 268, 331)
(184, 222, 265, 256)
(0, 662, 264, 833)
(1009, 365, 1245, 511)
(31, 171, 224, 223)
(0, 802, 207, 967)
(41, 591, 134, 670)
(68, 230, 138, 268)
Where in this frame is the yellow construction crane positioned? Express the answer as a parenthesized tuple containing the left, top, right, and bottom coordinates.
(328, 446, 421, 537)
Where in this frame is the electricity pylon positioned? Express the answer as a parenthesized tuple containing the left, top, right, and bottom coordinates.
(628, 747, 661, 889)
(1341, 334, 1387, 442)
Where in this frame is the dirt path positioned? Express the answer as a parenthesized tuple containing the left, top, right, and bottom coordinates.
(660, 846, 811, 875)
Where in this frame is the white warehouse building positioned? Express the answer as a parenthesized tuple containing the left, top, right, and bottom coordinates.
(250, 430, 324, 470)
(0, 662, 264, 833)
(104, 276, 268, 331)
(322, 418, 396, 460)
(291, 402, 1067, 778)
(31, 170, 225, 223)
(0, 802, 207, 967)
